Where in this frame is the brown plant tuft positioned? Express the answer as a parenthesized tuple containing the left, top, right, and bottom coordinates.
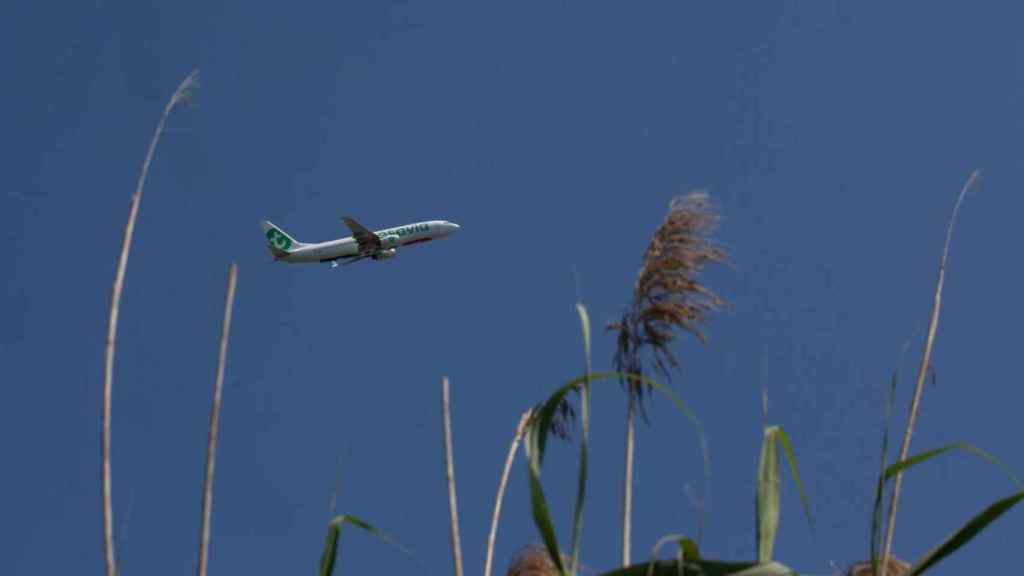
(506, 544, 560, 576)
(610, 190, 727, 403)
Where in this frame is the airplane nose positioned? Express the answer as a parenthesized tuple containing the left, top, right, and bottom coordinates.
(448, 222, 460, 233)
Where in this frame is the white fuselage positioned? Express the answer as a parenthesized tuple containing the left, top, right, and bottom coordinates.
(279, 220, 459, 263)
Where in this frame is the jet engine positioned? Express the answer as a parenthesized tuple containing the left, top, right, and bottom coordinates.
(379, 234, 401, 249)
(372, 248, 397, 260)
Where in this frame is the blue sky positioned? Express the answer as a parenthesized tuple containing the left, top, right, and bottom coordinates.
(3, 2, 1023, 574)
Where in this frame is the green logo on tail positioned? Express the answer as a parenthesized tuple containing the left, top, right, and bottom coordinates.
(266, 228, 293, 251)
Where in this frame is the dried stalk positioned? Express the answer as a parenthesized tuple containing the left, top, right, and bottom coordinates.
(621, 395, 637, 566)
(610, 191, 726, 567)
(484, 410, 533, 576)
(879, 170, 980, 576)
(442, 377, 464, 576)
(102, 68, 198, 576)
(198, 263, 238, 576)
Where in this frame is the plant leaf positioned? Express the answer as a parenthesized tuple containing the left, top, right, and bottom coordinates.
(755, 426, 780, 563)
(577, 302, 592, 373)
(754, 425, 811, 563)
(775, 427, 814, 533)
(570, 303, 593, 576)
(882, 442, 1021, 487)
(525, 371, 708, 576)
(647, 534, 700, 576)
(524, 418, 567, 574)
(870, 441, 1021, 572)
(319, 514, 403, 576)
(907, 490, 1024, 576)
(870, 366, 901, 575)
(528, 372, 706, 478)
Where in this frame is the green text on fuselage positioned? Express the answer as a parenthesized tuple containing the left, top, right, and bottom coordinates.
(380, 223, 429, 237)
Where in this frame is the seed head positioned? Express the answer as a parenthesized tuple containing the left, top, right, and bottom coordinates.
(611, 190, 727, 404)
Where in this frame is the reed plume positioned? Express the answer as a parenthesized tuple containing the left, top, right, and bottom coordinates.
(608, 190, 726, 564)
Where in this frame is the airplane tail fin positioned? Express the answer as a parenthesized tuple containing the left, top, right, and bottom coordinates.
(261, 220, 303, 259)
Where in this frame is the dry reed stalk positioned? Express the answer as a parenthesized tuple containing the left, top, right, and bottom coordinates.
(609, 191, 726, 566)
(197, 263, 238, 576)
(101, 68, 198, 576)
(879, 170, 980, 576)
(484, 410, 533, 576)
(621, 394, 636, 565)
(442, 377, 465, 576)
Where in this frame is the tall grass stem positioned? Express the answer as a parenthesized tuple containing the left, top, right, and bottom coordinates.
(197, 262, 237, 576)
(483, 410, 532, 576)
(880, 169, 980, 576)
(570, 302, 594, 576)
(101, 68, 198, 576)
(442, 377, 464, 576)
(621, 394, 636, 566)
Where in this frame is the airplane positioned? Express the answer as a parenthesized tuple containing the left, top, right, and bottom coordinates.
(261, 216, 460, 267)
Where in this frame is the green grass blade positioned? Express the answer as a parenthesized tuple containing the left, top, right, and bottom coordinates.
(646, 534, 700, 576)
(570, 303, 593, 576)
(576, 302, 592, 372)
(775, 427, 814, 533)
(319, 514, 402, 576)
(525, 371, 708, 576)
(755, 426, 780, 562)
(870, 367, 901, 574)
(883, 442, 1021, 487)
(524, 420, 567, 574)
(907, 490, 1024, 575)
(870, 442, 1021, 575)
(752, 415, 812, 565)
(870, 473, 886, 576)
(530, 372, 705, 474)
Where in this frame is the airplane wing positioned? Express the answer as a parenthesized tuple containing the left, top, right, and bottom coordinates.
(341, 216, 380, 254)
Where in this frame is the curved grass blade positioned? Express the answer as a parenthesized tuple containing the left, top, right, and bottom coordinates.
(525, 371, 708, 576)
(319, 514, 404, 576)
(882, 442, 1021, 486)
(870, 366, 902, 575)
(577, 302, 592, 372)
(775, 427, 814, 533)
(646, 534, 700, 576)
(524, 417, 567, 574)
(529, 372, 706, 475)
(872, 442, 1021, 575)
(906, 489, 1024, 575)
(570, 303, 593, 576)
